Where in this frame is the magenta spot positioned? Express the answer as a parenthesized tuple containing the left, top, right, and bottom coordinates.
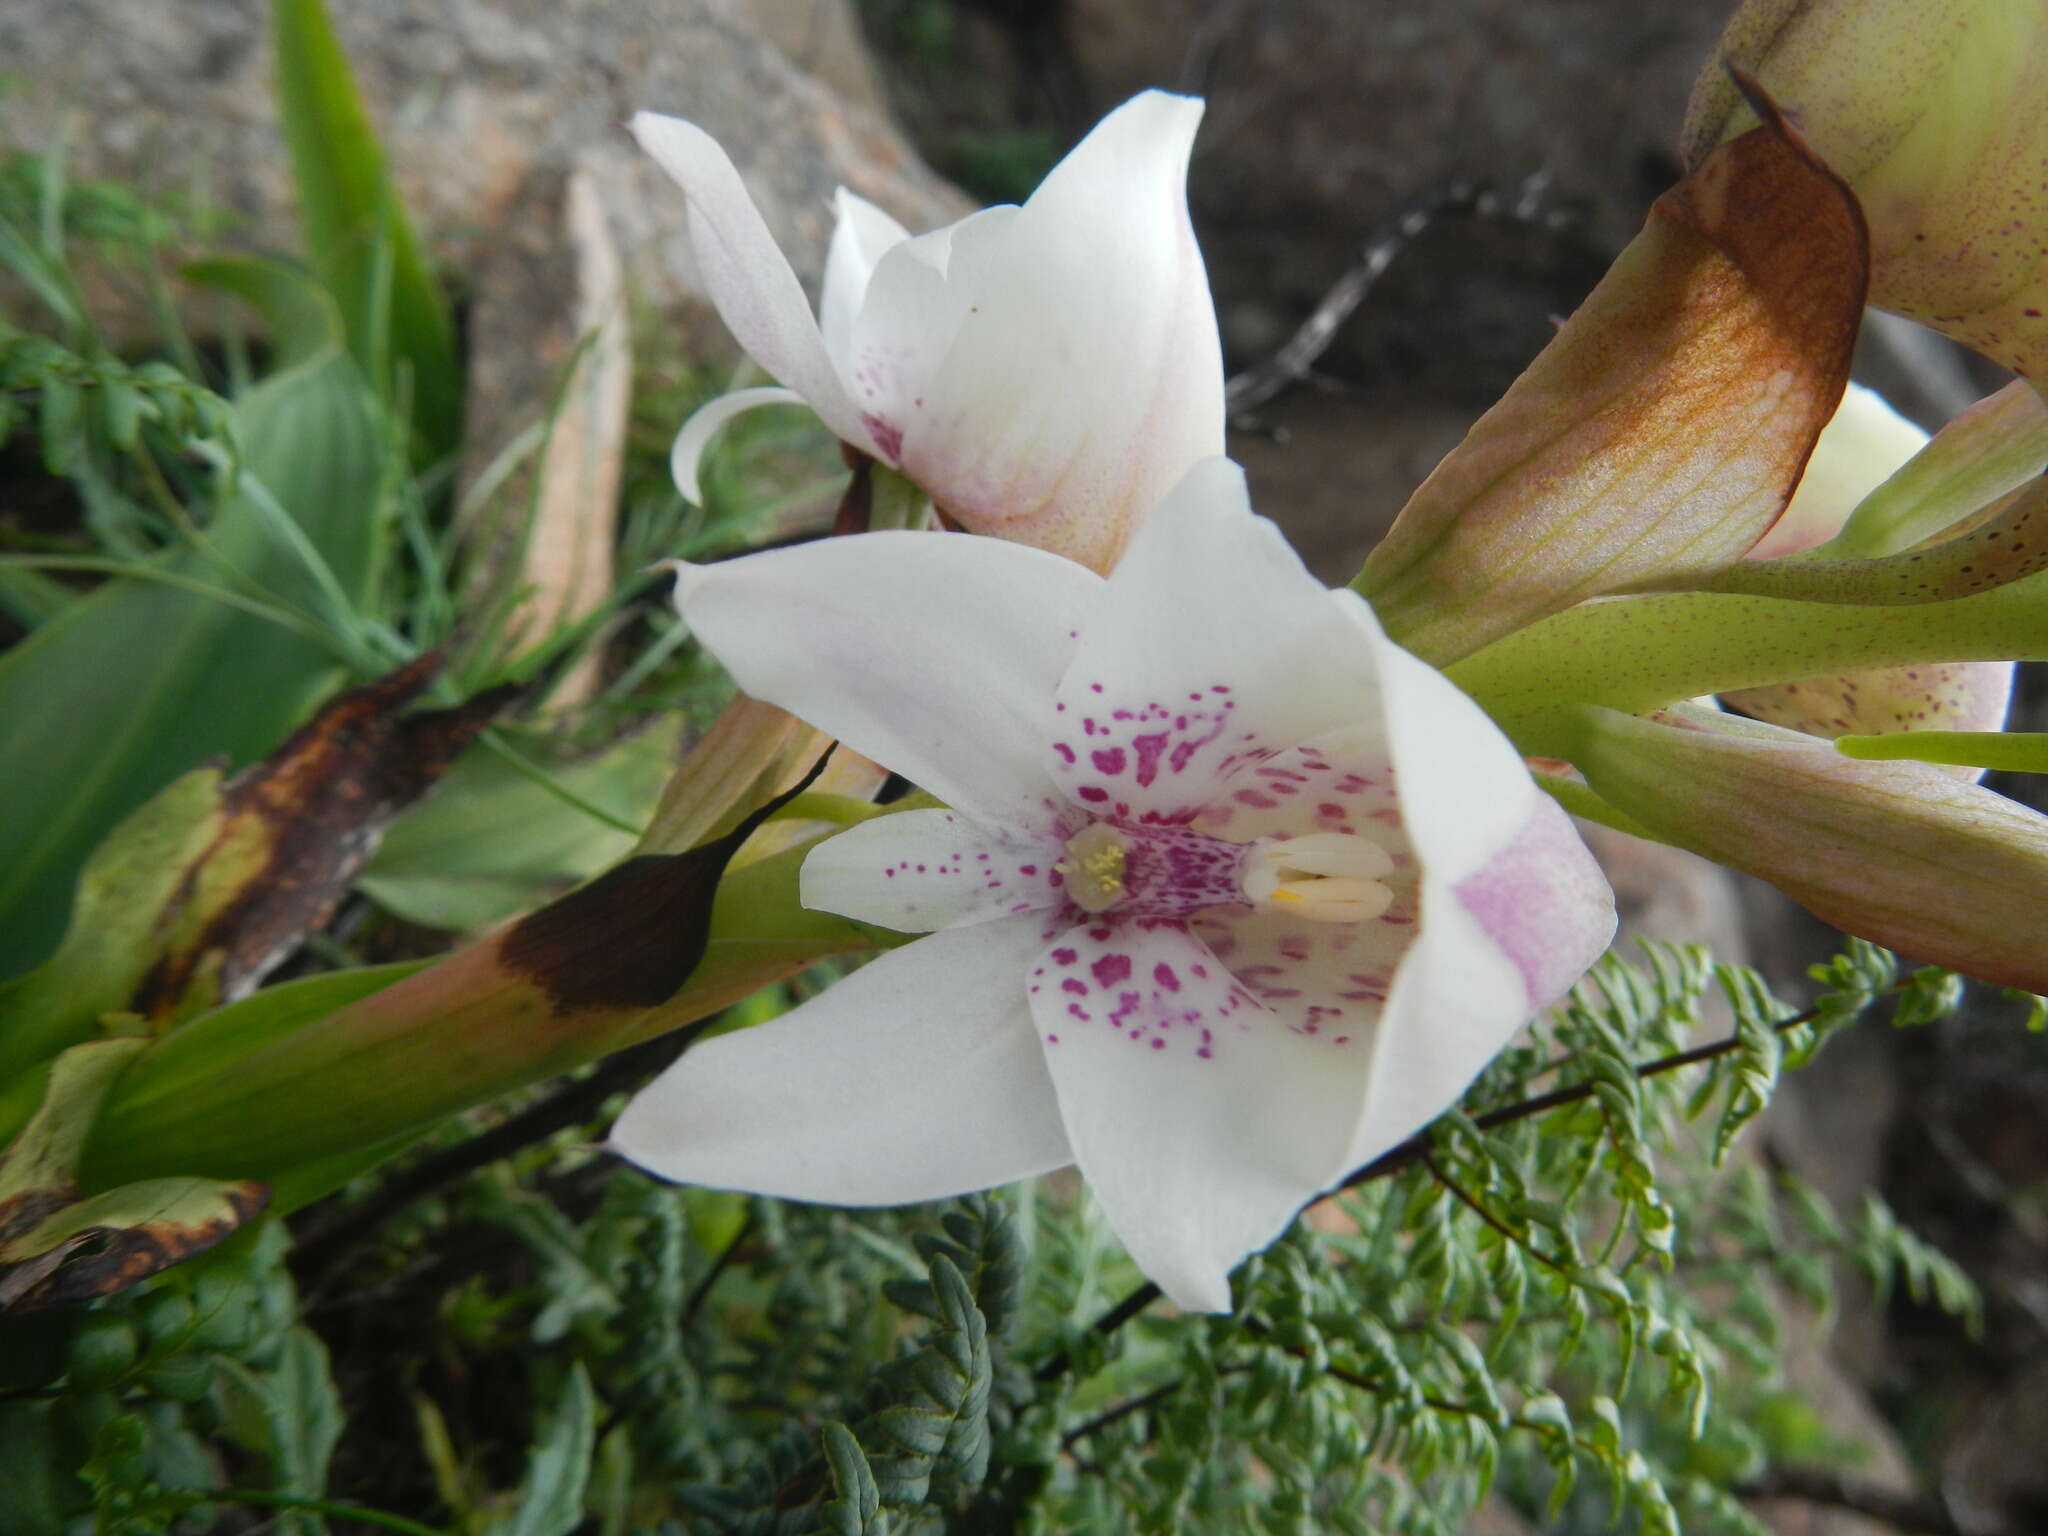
(1053, 742, 1076, 764)
(1091, 953, 1133, 987)
(1092, 747, 1127, 775)
(1234, 789, 1278, 809)
(1077, 785, 1109, 804)
(1154, 963, 1181, 992)
(1191, 964, 1209, 979)
(1090, 682, 1105, 693)
(1061, 977, 1088, 996)
(860, 412, 904, 460)
(1318, 802, 1346, 819)
(1131, 732, 1169, 787)
(1046, 1033, 1060, 1044)
(1021, 864, 1039, 876)
(1067, 1003, 1091, 1021)
(1052, 947, 1078, 965)
(1150, 1038, 1166, 1050)
(884, 869, 895, 878)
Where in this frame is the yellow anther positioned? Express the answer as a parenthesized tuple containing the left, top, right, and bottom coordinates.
(1058, 823, 1130, 914)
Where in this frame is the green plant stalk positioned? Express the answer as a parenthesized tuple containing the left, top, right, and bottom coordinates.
(76, 841, 888, 1190)
(1448, 566, 2048, 756)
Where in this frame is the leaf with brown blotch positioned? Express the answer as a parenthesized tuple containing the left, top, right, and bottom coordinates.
(1685, 0, 2048, 383)
(132, 651, 516, 1026)
(0, 1038, 267, 1311)
(1355, 120, 1866, 666)
(80, 748, 871, 1189)
(1572, 702, 2048, 993)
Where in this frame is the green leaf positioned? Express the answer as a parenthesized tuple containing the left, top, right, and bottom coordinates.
(0, 320, 391, 981)
(212, 1329, 345, 1536)
(0, 769, 222, 1082)
(490, 1364, 598, 1536)
(359, 726, 674, 932)
(816, 1422, 887, 1536)
(186, 254, 348, 373)
(270, 0, 461, 462)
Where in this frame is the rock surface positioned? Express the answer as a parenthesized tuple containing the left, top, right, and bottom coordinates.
(0, 0, 966, 347)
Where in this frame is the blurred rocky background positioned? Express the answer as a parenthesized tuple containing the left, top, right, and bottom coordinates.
(2, 0, 2042, 1530)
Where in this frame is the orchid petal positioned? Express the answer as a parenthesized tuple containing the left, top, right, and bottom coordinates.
(612, 916, 1070, 1204)
(1574, 703, 2048, 994)
(1192, 906, 1410, 1040)
(1343, 643, 1614, 1153)
(819, 189, 911, 371)
(1046, 460, 1379, 821)
(901, 91, 1224, 572)
(846, 207, 1022, 464)
(800, 807, 1065, 934)
(630, 112, 872, 450)
(1027, 920, 1367, 1312)
(667, 386, 805, 506)
(674, 531, 1101, 829)
(1189, 722, 1402, 844)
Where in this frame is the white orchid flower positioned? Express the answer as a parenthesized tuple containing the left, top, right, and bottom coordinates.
(613, 460, 1616, 1311)
(632, 91, 1224, 574)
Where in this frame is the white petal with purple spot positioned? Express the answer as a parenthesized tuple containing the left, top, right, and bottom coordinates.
(1027, 919, 1378, 1313)
(802, 807, 1066, 934)
(674, 531, 1102, 829)
(613, 916, 1071, 1204)
(1047, 461, 1381, 822)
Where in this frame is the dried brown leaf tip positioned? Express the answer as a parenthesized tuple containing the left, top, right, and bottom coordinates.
(500, 745, 834, 1016)
(1359, 118, 1866, 664)
(0, 1040, 268, 1311)
(133, 652, 516, 1023)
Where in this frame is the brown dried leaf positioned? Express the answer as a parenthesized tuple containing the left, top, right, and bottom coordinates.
(132, 652, 515, 1023)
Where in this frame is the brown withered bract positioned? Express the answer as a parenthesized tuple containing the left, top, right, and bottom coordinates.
(132, 651, 516, 1023)
(1359, 94, 1868, 665)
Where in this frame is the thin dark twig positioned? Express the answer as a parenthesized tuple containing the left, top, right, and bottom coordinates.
(292, 1028, 696, 1280)
(1223, 173, 1568, 420)
(1738, 1465, 2010, 1536)
(1033, 997, 1834, 1385)
(1420, 1149, 1571, 1275)
(681, 1211, 758, 1329)
(1060, 1379, 1186, 1449)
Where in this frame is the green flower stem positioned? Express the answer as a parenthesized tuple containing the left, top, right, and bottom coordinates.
(1448, 570, 2048, 757)
(78, 838, 891, 1191)
(1531, 772, 1663, 842)
(1836, 730, 2048, 773)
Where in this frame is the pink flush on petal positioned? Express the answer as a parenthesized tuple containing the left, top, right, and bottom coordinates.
(1454, 795, 1614, 1009)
